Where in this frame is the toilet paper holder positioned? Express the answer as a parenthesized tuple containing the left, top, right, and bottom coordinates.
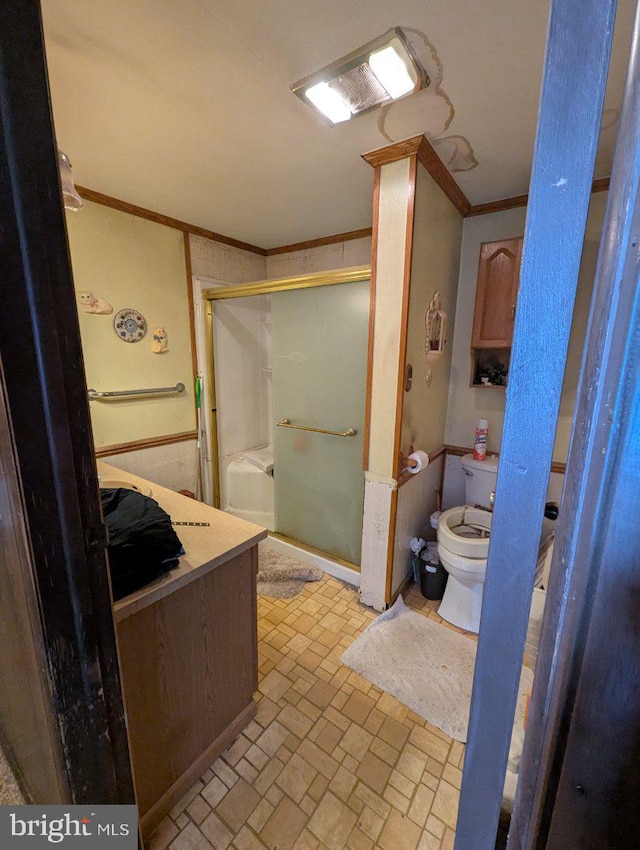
(401, 454, 419, 469)
(400, 449, 429, 474)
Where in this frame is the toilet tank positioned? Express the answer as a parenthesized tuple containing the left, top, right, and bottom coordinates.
(461, 453, 499, 508)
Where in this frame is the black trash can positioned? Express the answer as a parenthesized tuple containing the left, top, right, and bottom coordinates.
(419, 551, 448, 601)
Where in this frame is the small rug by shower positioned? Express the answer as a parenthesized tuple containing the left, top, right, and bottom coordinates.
(0, 744, 24, 805)
(341, 595, 532, 743)
(257, 541, 323, 598)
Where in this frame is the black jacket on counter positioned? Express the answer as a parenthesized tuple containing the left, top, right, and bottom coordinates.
(100, 488, 184, 601)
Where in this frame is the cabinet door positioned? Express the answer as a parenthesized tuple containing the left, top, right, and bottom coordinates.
(471, 238, 522, 348)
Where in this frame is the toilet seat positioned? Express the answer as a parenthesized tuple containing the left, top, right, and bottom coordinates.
(437, 506, 492, 559)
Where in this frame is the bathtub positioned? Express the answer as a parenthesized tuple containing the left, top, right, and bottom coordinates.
(223, 446, 360, 587)
(224, 445, 275, 530)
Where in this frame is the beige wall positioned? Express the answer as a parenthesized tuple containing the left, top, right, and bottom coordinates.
(444, 192, 608, 462)
(401, 165, 463, 456)
(66, 201, 196, 448)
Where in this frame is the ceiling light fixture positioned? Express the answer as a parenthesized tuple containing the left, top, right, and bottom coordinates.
(305, 82, 354, 124)
(291, 27, 429, 125)
(58, 149, 83, 211)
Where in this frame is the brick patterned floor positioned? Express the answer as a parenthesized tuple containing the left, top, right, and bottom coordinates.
(148, 576, 475, 850)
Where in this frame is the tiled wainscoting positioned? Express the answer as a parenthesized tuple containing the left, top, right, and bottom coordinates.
(149, 577, 466, 850)
(101, 439, 198, 494)
(265, 237, 372, 280)
(360, 455, 444, 611)
(359, 477, 394, 611)
(392, 458, 444, 599)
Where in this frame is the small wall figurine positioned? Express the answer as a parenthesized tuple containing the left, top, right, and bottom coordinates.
(151, 326, 168, 354)
(424, 291, 447, 386)
(78, 290, 113, 314)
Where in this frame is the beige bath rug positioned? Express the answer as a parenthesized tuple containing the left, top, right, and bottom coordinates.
(341, 595, 532, 743)
(0, 744, 25, 805)
(257, 541, 323, 598)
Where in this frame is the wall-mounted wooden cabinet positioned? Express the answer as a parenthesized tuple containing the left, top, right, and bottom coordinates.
(470, 237, 523, 387)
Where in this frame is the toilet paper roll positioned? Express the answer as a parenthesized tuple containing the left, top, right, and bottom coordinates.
(406, 450, 429, 474)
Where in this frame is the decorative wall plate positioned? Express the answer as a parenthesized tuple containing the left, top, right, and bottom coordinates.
(114, 308, 147, 342)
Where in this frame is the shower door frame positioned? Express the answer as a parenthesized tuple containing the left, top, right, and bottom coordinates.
(202, 265, 371, 568)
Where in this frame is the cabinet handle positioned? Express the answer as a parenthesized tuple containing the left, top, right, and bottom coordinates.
(511, 304, 516, 320)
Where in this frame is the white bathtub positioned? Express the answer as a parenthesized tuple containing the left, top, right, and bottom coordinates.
(223, 446, 360, 587)
(224, 446, 275, 530)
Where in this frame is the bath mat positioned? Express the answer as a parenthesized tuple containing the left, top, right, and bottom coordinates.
(341, 596, 532, 742)
(257, 541, 323, 598)
(0, 745, 24, 805)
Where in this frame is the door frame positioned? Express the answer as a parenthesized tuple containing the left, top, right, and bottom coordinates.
(6, 0, 640, 840)
(0, 0, 135, 806)
(510, 0, 640, 843)
(456, 0, 620, 846)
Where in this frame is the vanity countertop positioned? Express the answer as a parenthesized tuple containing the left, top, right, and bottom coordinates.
(98, 461, 267, 622)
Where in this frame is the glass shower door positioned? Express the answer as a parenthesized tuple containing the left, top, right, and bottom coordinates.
(272, 280, 369, 565)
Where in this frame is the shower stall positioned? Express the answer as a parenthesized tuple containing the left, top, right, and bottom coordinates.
(198, 268, 370, 570)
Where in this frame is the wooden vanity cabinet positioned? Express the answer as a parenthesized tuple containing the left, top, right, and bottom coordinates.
(100, 460, 264, 840)
(116, 547, 258, 838)
(470, 237, 522, 387)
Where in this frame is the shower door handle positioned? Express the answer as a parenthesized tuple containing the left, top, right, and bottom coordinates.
(277, 418, 357, 438)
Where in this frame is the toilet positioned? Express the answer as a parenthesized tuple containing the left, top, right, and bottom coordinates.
(437, 453, 498, 633)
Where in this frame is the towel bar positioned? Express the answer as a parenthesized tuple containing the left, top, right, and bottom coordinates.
(276, 418, 356, 438)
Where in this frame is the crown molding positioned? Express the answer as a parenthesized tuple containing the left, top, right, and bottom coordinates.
(363, 137, 611, 221)
(362, 135, 471, 217)
(466, 176, 610, 217)
(466, 193, 529, 217)
(362, 135, 424, 168)
(76, 186, 267, 256)
(266, 227, 372, 256)
(415, 135, 471, 216)
(77, 169, 611, 261)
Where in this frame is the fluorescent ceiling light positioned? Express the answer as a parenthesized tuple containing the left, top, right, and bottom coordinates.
(291, 27, 429, 125)
(369, 42, 416, 99)
(305, 82, 353, 124)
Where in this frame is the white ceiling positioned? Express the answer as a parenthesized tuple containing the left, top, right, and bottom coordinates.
(41, 0, 635, 250)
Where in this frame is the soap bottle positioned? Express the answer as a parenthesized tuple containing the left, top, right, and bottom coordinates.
(473, 418, 488, 461)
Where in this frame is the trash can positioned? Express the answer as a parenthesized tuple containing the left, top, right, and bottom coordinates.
(419, 543, 448, 601)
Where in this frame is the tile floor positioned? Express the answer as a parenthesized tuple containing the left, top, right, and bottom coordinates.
(149, 576, 475, 850)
